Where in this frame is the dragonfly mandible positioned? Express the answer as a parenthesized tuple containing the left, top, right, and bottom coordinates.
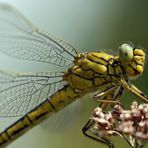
(0, 3, 147, 148)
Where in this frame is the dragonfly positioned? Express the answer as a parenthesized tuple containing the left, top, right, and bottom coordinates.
(0, 3, 147, 148)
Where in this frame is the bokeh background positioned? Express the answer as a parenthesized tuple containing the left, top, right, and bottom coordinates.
(0, 0, 147, 148)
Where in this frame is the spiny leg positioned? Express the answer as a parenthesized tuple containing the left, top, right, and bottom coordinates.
(94, 85, 116, 99)
(82, 86, 121, 147)
(82, 120, 115, 148)
(93, 85, 118, 104)
(93, 85, 124, 110)
(108, 86, 124, 109)
(120, 78, 148, 103)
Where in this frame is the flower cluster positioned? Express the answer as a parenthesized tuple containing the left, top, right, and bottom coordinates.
(89, 101, 148, 148)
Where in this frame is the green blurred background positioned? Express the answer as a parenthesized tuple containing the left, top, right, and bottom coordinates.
(0, 0, 147, 148)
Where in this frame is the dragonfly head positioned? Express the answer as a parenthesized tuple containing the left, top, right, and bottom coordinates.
(118, 43, 145, 77)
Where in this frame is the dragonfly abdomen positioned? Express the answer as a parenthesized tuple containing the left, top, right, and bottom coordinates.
(0, 85, 80, 147)
(0, 99, 54, 147)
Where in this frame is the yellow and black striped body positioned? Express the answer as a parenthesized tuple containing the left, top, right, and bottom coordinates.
(0, 48, 145, 147)
(0, 85, 79, 147)
(0, 51, 117, 147)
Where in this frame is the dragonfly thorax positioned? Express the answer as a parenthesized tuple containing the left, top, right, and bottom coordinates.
(63, 51, 124, 95)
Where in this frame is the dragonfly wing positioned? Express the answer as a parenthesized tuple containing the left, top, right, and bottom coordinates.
(0, 4, 77, 67)
(0, 70, 65, 117)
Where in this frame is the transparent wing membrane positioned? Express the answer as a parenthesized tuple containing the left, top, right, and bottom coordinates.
(0, 71, 65, 117)
(0, 4, 77, 66)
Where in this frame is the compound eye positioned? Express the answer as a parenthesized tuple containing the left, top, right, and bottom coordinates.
(119, 43, 133, 62)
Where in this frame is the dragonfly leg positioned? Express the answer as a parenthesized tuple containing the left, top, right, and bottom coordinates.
(93, 85, 123, 104)
(95, 86, 124, 109)
(120, 79, 148, 102)
(93, 85, 116, 100)
(97, 95, 120, 110)
(94, 99, 120, 104)
(82, 120, 115, 148)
